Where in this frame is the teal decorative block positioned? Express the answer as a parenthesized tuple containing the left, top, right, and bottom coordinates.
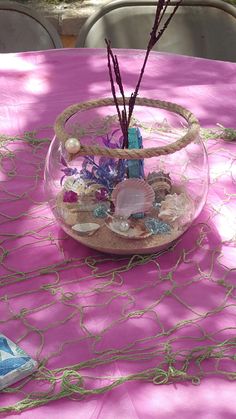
(127, 127, 144, 179)
(0, 334, 37, 391)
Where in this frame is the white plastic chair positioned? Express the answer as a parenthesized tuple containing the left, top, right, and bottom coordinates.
(0, 1, 62, 52)
(76, 0, 236, 62)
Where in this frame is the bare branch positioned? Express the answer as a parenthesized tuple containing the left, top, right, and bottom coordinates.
(105, 39, 127, 145)
(106, 1, 183, 146)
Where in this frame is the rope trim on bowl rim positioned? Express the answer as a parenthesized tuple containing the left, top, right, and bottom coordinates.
(54, 97, 200, 160)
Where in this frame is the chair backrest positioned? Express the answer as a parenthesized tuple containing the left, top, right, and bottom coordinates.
(76, 0, 236, 62)
(0, 1, 62, 52)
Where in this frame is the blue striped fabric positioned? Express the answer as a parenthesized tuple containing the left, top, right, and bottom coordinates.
(0, 334, 37, 390)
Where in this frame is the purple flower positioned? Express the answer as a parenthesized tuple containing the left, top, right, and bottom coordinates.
(61, 167, 78, 176)
(95, 188, 109, 201)
(60, 167, 79, 186)
(101, 130, 123, 148)
(60, 155, 68, 167)
(63, 190, 78, 203)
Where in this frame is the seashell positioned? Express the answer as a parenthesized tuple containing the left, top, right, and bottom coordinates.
(111, 179, 155, 219)
(106, 216, 151, 240)
(64, 177, 101, 196)
(63, 177, 83, 193)
(147, 171, 172, 197)
(159, 193, 193, 225)
(72, 223, 100, 236)
(57, 206, 78, 226)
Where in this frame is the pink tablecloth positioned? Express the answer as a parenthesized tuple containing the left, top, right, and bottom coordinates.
(1, 49, 236, 418)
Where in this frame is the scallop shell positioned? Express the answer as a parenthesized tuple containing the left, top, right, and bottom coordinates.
(72, 223, 100, 236)
(106, 216, 151, 240)
(111, 179, 155, 218)
(63, 177, 83, 193)
(64, 178, 101, 196)
(147, 171, 172, 194)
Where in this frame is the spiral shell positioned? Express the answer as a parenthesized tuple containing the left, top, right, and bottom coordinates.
(146, 171, 172, 196)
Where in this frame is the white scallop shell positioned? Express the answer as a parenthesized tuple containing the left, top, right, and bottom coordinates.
(111, 179, 155, 218)
(63, 177, 83, 193)
(72, 223, 100, 236)
(64, 177, 102, 196)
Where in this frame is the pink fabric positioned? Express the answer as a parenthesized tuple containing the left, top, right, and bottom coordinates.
(0, 49, 236, 418)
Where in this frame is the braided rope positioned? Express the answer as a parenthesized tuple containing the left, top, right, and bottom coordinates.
(54, 97, 200, 160)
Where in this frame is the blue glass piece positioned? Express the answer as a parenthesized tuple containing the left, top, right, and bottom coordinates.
(93, 205, 108, 218)
(0, 337, 14, 355)
(131, 212, 145, 219)
(0, 357, 30, 377)
(145, 218, 171, 235)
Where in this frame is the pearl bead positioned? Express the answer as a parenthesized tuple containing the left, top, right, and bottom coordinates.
(65, 138, 81, 154)
(118, 220, 130, 232)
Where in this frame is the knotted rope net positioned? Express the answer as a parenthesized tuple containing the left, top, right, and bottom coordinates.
(0, 121, 236, 414)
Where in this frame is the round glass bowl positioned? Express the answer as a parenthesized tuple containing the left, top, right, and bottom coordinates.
(44, 98, 209, 254)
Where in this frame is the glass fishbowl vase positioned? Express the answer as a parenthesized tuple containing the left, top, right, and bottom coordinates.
(44, 97, 209, 254)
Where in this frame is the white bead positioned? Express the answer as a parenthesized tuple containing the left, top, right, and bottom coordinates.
(65, 138, 81, 154)
(119, 220, 130, 232)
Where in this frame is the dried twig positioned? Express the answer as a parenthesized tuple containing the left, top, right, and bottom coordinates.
(106, 0, 183, 146)
(106, 39, 129, 147)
